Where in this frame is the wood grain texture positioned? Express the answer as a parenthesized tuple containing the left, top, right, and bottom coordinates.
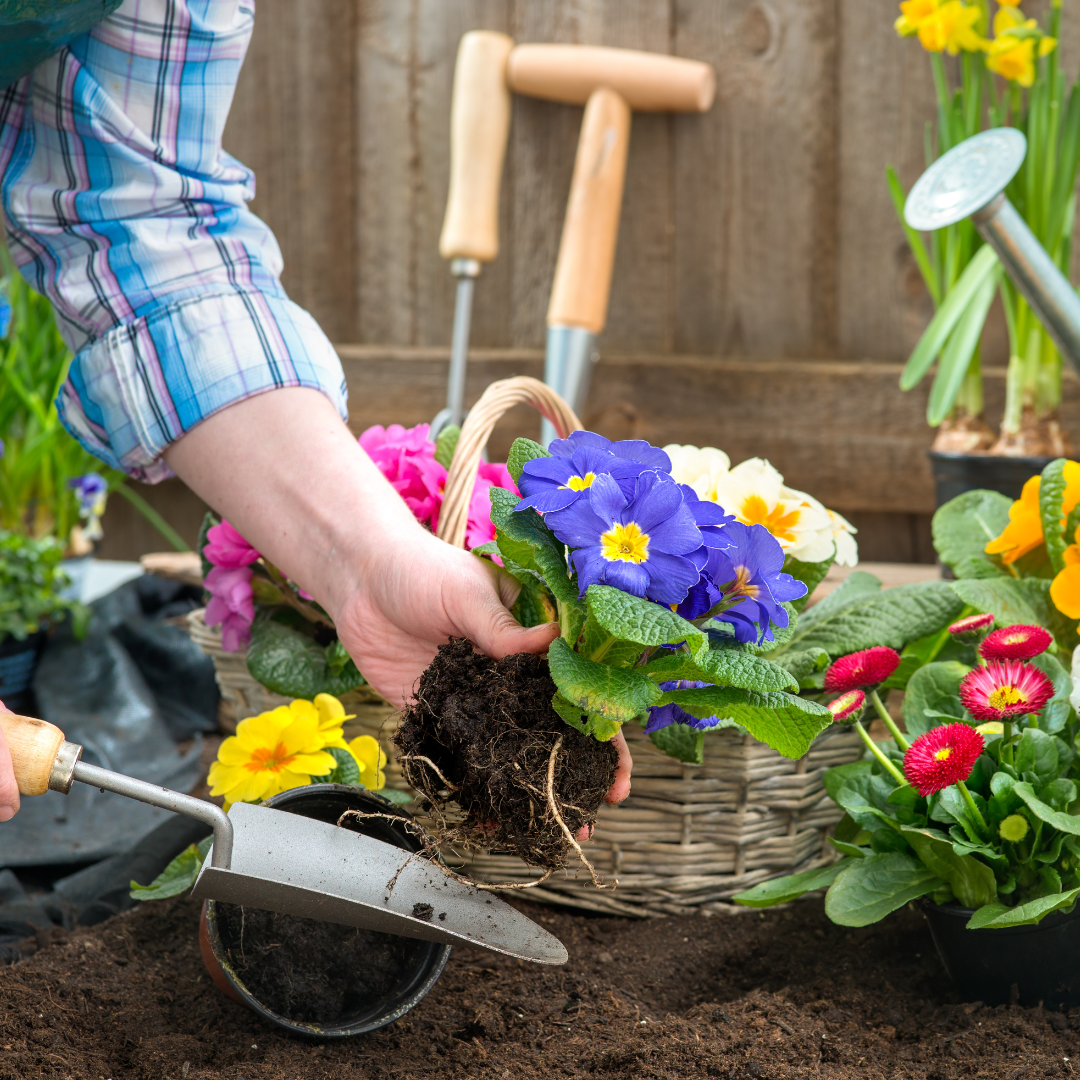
(0, 712, 65, 797)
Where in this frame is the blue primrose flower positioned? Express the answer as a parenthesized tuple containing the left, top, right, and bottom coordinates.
(644, 680, 727, 734)
(516, 431, 672, 514)
(545, 470, 704, 606)
(69, 473, 108, 515)
(678, 521, 806, 645)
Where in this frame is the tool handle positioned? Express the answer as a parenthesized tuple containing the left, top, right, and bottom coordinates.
(507, 44, 715, 113)
(547, 87, 631, 335)
(439, 30, 515, 263)
(0, 710, 66, 796)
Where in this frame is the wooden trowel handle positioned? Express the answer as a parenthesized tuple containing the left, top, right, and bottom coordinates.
(439, 30, 514, 264)
(0, 710, 74, 796)
(547, 87, 631, 335)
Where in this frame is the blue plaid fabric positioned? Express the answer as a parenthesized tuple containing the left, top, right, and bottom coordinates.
(0, 0, 347, 482)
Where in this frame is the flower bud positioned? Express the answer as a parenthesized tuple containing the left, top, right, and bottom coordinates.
(999, 814, 1030, 843)
(827, 689, 865, 725)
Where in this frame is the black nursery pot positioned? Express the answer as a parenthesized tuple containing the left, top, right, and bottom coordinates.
(0, 629, 47, 714)
(200, 784, 451, 1039)
(922, 900, 1080, 1010)
(928, 451, 1055, 508)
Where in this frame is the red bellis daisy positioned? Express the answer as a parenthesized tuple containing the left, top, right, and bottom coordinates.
(827, 689, 865, 724)
(823, 647, 902, 694)
(947, 612, 995, 641)
(903, 723, 985, 797)
(978, 624, 1053, 662)
(959, 660, 1054, 721)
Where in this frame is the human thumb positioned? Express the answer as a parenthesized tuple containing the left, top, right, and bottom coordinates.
(469, 599, 560, 661)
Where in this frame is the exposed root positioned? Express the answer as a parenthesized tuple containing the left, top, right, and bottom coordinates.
(545, 737, 614, 891)
(398, 754, 459, 792)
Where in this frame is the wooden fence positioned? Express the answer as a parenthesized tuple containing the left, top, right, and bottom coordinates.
(101, 0, 1080, 562)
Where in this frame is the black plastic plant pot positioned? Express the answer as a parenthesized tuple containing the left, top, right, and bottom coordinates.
(200, 784, 451, 1039)
(922, 900, 1080, 1010)
(0, 629, 47, 715)
(928, 451, 1055, 509)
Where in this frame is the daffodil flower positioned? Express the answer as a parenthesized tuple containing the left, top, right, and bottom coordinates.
(986, 26, 1056, 86)
(914, 0, 987, 54)
(208, 703, 337, 809)
(345, 735, 387, 789)
(895, 0, 940, 38)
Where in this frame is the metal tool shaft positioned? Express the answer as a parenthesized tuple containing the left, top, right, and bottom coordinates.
(73, 759, 233, 869)
(447, 258, 480, 428)
(972, 194, 1080, 377)
(541, 324, 597, 445)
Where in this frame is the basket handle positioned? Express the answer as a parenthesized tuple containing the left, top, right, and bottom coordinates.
(436, 376, 581, 549)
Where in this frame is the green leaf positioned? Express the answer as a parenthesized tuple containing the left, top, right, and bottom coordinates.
(823, 761, 873, 803)
(932, 490, 1012, 576)
(797, 571, 881, 628)
(649, 723, 707, 765)
(900, 827, 997, 909)
(376, 787, 413, 805)
(655, 684, 831, 760)
(900, 244, 999, 392)
(973, 888, 1080, 928)
(824, 852, 942, 927)
(581, 601, 648, 668)
(246, 619, 365, 698)
(966, 902, 1012, 929)
(900, 661, 969, 740)
(695, 646, 799, 692)
(1013, 781, 1080, 835)
(732, 862, 847, 908)
(310, 746, 361, 786)
(779, 581, 964, 659)
(828, 838, 870, 859)
(949, 577, 1052, 628)
(130, 837, 213, 901)
(546, 637, 660, 723)
(506, 437, 549, 485)
(782, 553, 834, 614)
(197, 510, 219, 580)
(1032, 652, 1073, 734)
(1039, 459, 1071, 574)
(491, 491, 576, 605)
(511, 574, 557, 629)
(551, 692, 588, 733)
(585, 584, 705, 650)
(434, 424, 461, 470)
(1015, 728, 1058, 782)
(769, 647, 830, 687)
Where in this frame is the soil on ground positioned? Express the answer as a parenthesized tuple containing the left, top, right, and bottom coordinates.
(2, 892, 1078, 1080)
(395, 639, 617, 869)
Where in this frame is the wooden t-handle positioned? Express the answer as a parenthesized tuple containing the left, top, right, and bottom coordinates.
(507, 44, 715, 113)
(439, 30, 514, 264)
(546, 87, 631, 334)
(0, 710, 74, 796)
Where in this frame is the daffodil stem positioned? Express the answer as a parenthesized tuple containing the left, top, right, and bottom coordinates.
(869, 689, 911, 752)
(854, 720, 908, 787)
(957, 780, 990, 838)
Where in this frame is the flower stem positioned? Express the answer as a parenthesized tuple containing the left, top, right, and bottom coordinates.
(957, 780, 990, 838)
(854, 720, 908, 787)
(869, 689, 911, 751)
(1002, 721, 1015, 767)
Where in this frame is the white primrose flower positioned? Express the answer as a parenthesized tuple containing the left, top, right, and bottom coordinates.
(778, 484, 859, 567)
(663, 443, 731, 499)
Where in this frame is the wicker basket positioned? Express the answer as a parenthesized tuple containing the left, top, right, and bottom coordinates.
(431, 376, 864, 915)
(186, 608, 409, 792)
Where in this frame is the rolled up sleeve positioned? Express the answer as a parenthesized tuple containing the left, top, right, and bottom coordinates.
(0, 0, 347, 483)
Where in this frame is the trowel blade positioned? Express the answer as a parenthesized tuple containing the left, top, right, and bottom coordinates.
(190, 801, 567, 965)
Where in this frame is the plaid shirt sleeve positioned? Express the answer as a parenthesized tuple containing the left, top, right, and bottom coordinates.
(0, 0, 348, 483)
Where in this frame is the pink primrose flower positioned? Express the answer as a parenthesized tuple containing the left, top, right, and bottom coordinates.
(204, 565, 255, 653)
(358, 424, 446, 528)
(203, 520, 261, 569)
(466, 467, 519, 552)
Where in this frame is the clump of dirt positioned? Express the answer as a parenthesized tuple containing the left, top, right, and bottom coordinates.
(214, 903, 428, 1026)
(395, 639, 617, 871)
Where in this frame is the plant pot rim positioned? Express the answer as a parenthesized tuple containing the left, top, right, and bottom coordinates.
(920, 897, 1080, 934)
(927, 450, 1057, 463)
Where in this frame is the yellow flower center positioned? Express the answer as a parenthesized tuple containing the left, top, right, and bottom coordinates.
(730, 564, 761, 600)
(738, 495, 801, 543)
(601, 522, 650, 564)
(1003, 633, 1026, 644)
(987, 685, 1026, 711)
(560, 473, 596, 492)
(245, 741, 296, 774)
(934, 747, 952, 763)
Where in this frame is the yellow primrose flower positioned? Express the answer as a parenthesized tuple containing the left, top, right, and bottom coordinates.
(895, 0, 940, 37)
(346, 735, 387, 789)
(1050, 539, 1080, 618)
(986, 462, 1080, 564)
(917, 0, 986, 54)
(208, 703, 337, 810)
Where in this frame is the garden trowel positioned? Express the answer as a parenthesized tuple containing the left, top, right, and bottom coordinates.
(0, 710, 567, 965)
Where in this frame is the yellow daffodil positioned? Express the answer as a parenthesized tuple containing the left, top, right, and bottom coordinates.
(895, 0, 940, 37)
(992, 3, 1024, 35)
(986, 462, 1080, 564)
(917, 0, 986, 54)
(345, 735, 387, 789)
(987, 27, 1056, 86)
(208, 702, 337, 810)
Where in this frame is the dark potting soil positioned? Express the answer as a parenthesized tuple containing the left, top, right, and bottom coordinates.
(395, 639, 618, 869)
(4, 894, 1080, 1080)
(215, 903, 425, 1025)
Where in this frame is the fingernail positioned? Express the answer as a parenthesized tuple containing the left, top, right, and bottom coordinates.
(0, 805, 15, 823)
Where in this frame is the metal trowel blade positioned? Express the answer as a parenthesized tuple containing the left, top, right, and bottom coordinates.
(190, 801, 567, 965)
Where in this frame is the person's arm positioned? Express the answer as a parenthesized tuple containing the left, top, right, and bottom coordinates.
(163, 387, 633, 805)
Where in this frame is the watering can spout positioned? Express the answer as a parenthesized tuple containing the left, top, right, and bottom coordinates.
(905, 127, 1080, 379)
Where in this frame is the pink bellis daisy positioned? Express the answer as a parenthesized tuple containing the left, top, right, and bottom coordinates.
(978, 624, 1053, 662)
(903, 723, 984, 797)
(948, 612, 995, 642)
(959, 660, 1054, 721)
(827, 689, 865, 724)
(823, 647, 902, 694)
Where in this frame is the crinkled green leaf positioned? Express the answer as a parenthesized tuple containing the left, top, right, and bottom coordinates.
(732, 862, 847, 908)
(900, 826, 997, 909)
(376, 787, 413, 805)
(1039, 458, 1071, 574)
(491, 489, 577, 604)
(586, 584, 704, 650)
(796, 571, 881, 628)
(655, 684, 830, 760)
(769, 646, 830, 686)
(824, 852, 942, 927)
(434, 424, 460, 470)
(310, 745, 361, 786)
(973, 887, 1080, 927)
(640, 646, 798, 693)
(246, 619, 365, 698)
(130, 836, 213, 901)
(511, 574, 557, 629)
(506, 437, 549, 485)
(900, 661, 969, 740)
(949, 577, 1052, 630)
(547, 637, 660, 723)
(1013, 781, 1080, 835)
(551, 692, 587, 734)
(649, 723, 707, 765)
(783, 553, 834, 614)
